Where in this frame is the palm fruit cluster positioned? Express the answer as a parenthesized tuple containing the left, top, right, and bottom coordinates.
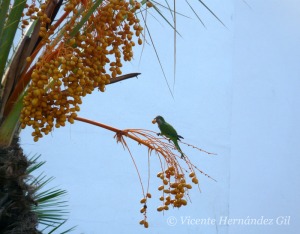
(156, 166, 198, 211)
(139, 166, 199, 228)
(22, 3, 40, 29)
(20, 0, 152, 141)
(139, 193, 152, 228)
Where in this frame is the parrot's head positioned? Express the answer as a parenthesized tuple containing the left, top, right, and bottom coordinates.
(152, 115, 165, 125)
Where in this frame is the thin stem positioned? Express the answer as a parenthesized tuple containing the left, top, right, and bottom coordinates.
(74, 116, 162, 154)
(108, 73, 141, 84)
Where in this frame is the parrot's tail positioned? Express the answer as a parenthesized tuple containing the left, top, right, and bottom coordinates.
(177, 135, 184, 141)
(173, 140, 185, 158)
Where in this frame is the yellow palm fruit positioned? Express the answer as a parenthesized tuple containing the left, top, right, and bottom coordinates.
(140, 198, 146, 204)
(192, 177, 199, 184)
(139, 220, 145, 225)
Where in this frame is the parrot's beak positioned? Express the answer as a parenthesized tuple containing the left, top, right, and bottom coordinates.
(152, 118, 157, 124)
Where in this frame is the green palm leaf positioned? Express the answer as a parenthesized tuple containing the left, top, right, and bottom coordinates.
(27, 155, 75, 233)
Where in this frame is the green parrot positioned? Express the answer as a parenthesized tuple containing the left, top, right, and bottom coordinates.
(152, 115, 185, 158)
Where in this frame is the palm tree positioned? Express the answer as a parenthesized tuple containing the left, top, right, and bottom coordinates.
(0, 137, 40, 233)
(0, 0, 222, 232)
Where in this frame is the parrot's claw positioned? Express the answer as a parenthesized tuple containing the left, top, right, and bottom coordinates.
(181, 154, 185, 159)
(157, 133, 161, 136)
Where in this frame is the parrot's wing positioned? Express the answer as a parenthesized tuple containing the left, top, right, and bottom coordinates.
(159, 122, 179, 139)
(158, 122, 185, 158)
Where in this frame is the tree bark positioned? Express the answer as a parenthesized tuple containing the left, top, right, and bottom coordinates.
(0, 137, 40, 234)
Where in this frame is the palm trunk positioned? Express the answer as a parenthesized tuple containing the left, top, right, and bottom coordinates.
(0, 137, 40, 234)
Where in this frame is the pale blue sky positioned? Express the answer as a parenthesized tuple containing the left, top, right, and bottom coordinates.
(20, 1, 300, 233)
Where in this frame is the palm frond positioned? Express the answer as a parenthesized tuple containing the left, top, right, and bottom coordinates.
(197, 0, 227, 28)
(27, 156, 75, 233)
(143, 17, 174, 99)
(46, 220, 77, 234)
(138, 0, 225, 95)
(186, 0, 206, 28)
(150, 2, 182, 36)
(0, 0, 27, 83)
(27, 154, 45, 174)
